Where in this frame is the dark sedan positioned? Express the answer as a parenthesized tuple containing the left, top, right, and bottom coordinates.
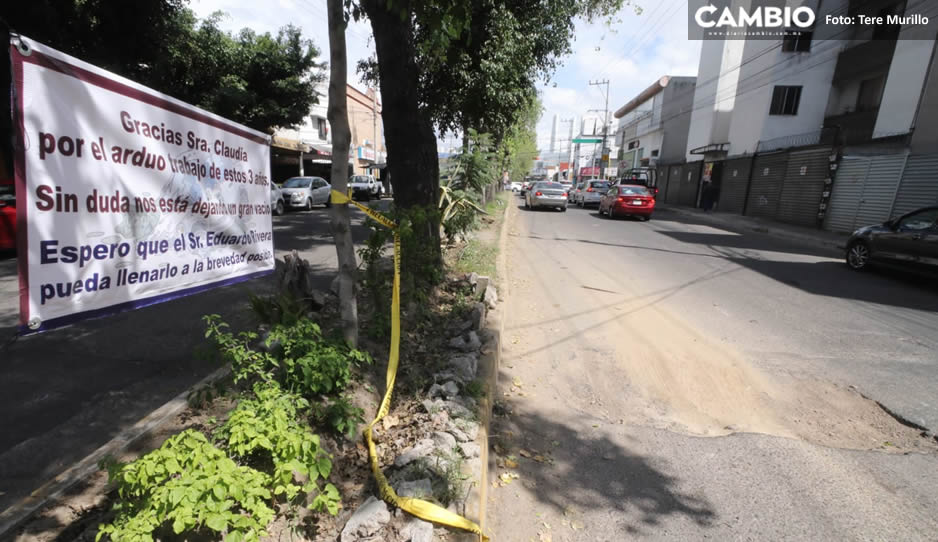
(845, 206, 938, 274)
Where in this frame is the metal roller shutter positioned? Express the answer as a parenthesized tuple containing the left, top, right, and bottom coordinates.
(746, 152, 788, 219)
(675, 161, 701, 207)
(656, 165, 671, 201)
(854, 154, 906, 225)
(824, 153, 907, 232)
(778, 148, 832, 227)
(824, 156, 870, 232)
(665, 164, 682, 203)
(892, 154, 938, 217)
(718, 157, 752, 214)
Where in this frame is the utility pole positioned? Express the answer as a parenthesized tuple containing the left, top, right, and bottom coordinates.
(589, 79, 610, 180)
(372, 88, 379, 187)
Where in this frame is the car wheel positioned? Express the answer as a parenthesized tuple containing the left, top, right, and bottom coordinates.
(324, 196, 332, 208)
(560, 205, 567, 212)
(274, 200, 284, 216)
(846, 241, 870, 270)
(305, 198, 313, 211)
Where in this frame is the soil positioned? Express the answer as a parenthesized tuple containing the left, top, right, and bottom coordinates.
(6, 251, 487, 542)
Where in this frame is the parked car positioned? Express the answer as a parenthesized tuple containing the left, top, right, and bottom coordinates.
(845, 206, 938, 274)
(0, 182, 15, 252)
(575, 180, 610, 208)
(524, 181, 568, 212)
(280, 176, 331, 210)
(269, 183, 285, 216)
(570, 182, 584, 204)
(599, 184, 655, 220)
(349, 174, 383, 201)
(510, 181, 522, 192)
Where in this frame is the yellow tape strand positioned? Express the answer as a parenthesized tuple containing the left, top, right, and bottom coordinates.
(331, 190, 489, 542)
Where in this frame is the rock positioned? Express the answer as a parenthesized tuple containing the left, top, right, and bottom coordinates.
(474, 275, 490, 296)
(309, 289, 327, 310)
(423, 398, 473, 420)
(394, 439, 434, 467)
(459, 442, 481, 458)
(432, 430, 458, 451)
(448, 354, 478, 381)
(467, 272, 479, 287)
(451, 395, 478, 412)
(430, 409, 449, 426)
(442, 381, 460, 398)
(470, 302, 486, 330)
(340, 496, 390, 542)
(428, 383, 446, 399)
(449, 419, 479, 441)
(447, 426, 469, 442)
(400, 518, 434, 542)
(394, 478, 432, 499)
(484, 284, 498, 309)
(448, 331, 481, 352)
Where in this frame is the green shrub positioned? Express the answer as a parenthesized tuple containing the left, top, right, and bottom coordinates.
(202, 315, 371, 398)
(216, 382, 340, 514)
(97, 430, 275, 542)
(312, 394, 366, 439)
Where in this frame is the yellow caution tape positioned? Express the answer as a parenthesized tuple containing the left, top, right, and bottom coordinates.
(331, 189, 489, 541)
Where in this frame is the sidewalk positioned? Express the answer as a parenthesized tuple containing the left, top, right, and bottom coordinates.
(658, 204, 850, 255)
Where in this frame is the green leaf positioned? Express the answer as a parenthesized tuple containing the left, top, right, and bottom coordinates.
(206, 514, 228, 532)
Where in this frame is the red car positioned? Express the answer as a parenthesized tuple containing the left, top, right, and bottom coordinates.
(0, 182, 15, 251)
(598, 184, 655, 221)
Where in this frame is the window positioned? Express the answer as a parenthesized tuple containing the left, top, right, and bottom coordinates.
(317, 118, 328, 140)
(856, 76, 885, 111)
(769, 86, 802, 115)
(782, 30, 812, 52)
(651, 150, 659, 157)
(897, 209, 938, 231)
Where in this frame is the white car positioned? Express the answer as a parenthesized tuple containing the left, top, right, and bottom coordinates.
(510, 181, 522, 192)
(349, 175, 384, 201)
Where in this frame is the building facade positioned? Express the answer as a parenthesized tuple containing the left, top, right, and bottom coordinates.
(614, 75, 696, 171)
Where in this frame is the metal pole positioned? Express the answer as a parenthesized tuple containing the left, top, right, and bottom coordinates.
(590, 79, 610, 180)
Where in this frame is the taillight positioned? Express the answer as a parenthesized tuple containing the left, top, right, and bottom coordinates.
(535, 191, 543, 196)
(617, 196, 626, 202)
(587, 187, 593, 192)
(562, 192, 567, 197)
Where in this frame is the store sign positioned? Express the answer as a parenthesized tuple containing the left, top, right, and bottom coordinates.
(11, 36, 274, 331)
(358, 146, 376, 161)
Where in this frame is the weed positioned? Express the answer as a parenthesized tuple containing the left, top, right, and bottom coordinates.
(464, 379, 486, 400)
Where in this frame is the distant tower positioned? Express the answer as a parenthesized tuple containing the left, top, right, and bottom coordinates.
(549, 114, 558, 154)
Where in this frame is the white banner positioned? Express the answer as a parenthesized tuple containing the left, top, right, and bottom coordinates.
(11, 36, 274, 331)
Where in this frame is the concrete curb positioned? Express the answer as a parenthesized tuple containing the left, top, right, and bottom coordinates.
(661, 205, 848, 255)
(0, 367, 230, 540)
(453, 195, 511, 542)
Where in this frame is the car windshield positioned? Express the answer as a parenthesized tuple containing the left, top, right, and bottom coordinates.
(283, 178, 311, 188)
(618, 185, 651, 195)
(350, 176, 370, 183)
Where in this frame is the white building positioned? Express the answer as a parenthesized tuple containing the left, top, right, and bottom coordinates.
(614, 76, 696, 171)
(684, 0, 938, 161)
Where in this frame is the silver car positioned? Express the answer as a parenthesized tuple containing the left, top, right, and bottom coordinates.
(524, 181, 568, 212)
(270, 183, 285, 216)
(280, 176, 332, 211)
(576, 180, 610, 208)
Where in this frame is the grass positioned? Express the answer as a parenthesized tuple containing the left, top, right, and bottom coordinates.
(451, 190, 508, 279)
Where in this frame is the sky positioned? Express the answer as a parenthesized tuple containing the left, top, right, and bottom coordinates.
(189, 0, 702, 154)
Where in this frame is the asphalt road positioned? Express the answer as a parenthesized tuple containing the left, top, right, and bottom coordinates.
(0, 202, 380, 513)
(489, 198, 938, 540)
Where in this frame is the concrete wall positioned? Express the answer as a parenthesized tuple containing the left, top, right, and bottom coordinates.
(660, 78, 696, 163)
(875, 31, 938, 138)
(910, 40, 938, 153)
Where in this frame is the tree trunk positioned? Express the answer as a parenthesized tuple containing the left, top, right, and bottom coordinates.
(361, 0, 442, 277)
(327, 0, 358, 347)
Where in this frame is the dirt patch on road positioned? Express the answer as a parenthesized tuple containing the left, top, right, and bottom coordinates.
(608, 303, 936, 453)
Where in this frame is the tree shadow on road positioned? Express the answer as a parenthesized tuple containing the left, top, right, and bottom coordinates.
(491, 405, 717, 535)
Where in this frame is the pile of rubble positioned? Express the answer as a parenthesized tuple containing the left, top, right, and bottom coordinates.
(339, 274, 497, 542)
